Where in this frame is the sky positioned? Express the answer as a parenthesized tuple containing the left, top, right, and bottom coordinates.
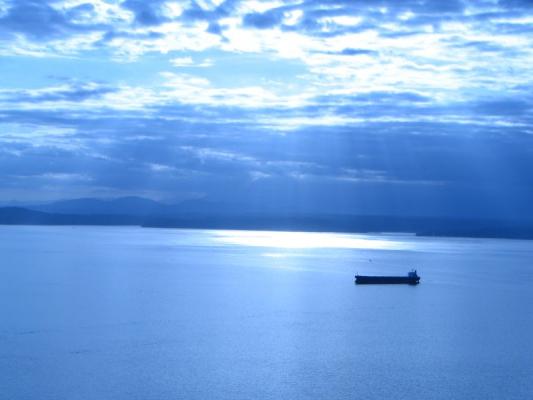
(0, 0, 532, 218)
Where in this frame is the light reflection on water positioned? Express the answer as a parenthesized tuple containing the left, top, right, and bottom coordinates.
(211, 230, 412, 250)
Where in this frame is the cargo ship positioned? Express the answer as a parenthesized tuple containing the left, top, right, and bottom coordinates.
(355, 270, 420, 285)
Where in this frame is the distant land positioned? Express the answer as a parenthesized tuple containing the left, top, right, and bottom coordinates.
(1, 197, 533, 240)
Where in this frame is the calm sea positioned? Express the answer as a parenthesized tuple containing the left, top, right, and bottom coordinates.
(1, 226, 532, 399)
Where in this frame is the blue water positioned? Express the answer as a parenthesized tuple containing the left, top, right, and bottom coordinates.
(1, 226, 532, 399)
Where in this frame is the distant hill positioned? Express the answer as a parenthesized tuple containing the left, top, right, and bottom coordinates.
(30, 196, 165, 216)
(28, 196, 247, 217)
(0, 207, 140, 225)
(2, 202, 533, 240)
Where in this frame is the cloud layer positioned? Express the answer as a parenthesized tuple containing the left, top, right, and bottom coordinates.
(0, 0, 532, 218)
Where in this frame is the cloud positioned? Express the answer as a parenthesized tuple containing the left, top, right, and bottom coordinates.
(1, 91, 532, 217)
(0, 83, 118, 104)
(317, 91, 432, 105)
(473, 98, 532, 116)
(456, 40, 511, 53)
(121, 0, 169, 26)
(170, 56, 194, 67)
(180, 0, 241, 23)
(99, 30, 165, 43)
(336, 48, 378, 56)
(243, 10, 284, 29)
(170, 56, 214, 67)
(0, 0, 104, 39)
(0, 0, 532, 216)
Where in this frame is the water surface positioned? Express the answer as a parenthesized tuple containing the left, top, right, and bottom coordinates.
(1, 226, 532, 399)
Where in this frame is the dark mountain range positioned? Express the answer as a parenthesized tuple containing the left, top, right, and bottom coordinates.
(0, 207, 141, 225)
(30, 196, 165, 216)
(27, 197, 272, 217)
(1, 205, 533, 240)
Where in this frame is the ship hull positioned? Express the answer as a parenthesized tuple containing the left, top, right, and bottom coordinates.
(355, 276, 420, 285)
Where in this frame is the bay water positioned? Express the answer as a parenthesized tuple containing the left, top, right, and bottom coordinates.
(1, 226, 532, 399)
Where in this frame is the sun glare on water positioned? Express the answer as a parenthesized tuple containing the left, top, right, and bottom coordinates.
(212, 230, 408, 250)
